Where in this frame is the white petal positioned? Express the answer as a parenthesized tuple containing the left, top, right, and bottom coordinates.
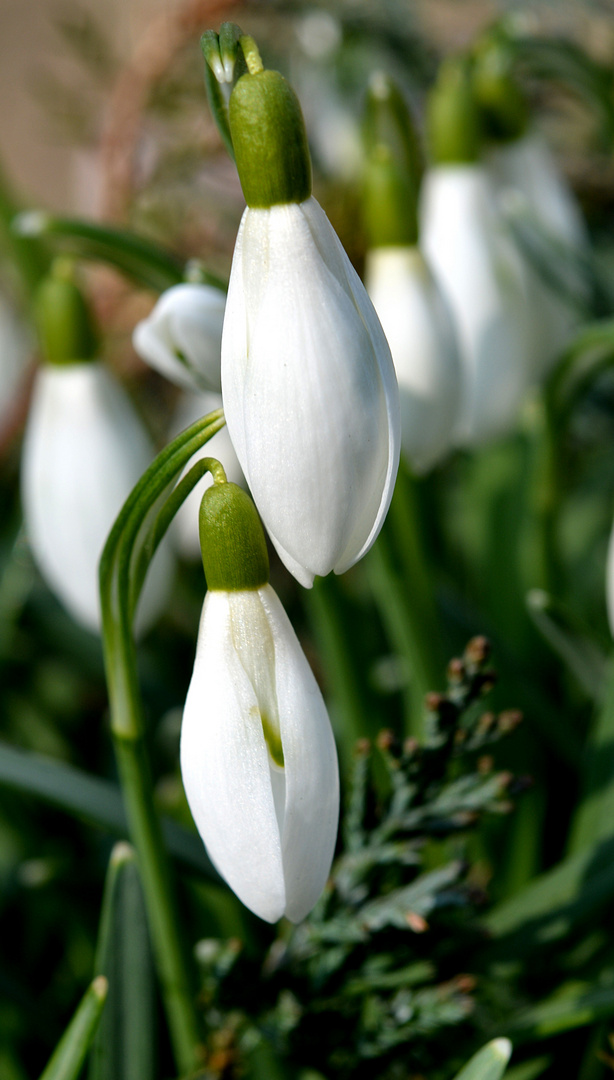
(365, 246, 462, 474)
(180, 585, 339, 923)
(420, 165, 531, 445)
(258, 585, 339, 922)
(180, 590, 286, 922)
(487, 131, 587, 377)
(222, 197, 400, 585)
(21, 362, 172, 634)
(487, 130, 587, 249)
(133, 284, 225, 394)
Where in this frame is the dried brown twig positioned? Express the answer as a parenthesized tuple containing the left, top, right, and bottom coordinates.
(99, 0, 242, 223)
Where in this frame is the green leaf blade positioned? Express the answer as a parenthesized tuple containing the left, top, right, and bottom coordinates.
(39, 977, 107, 1080)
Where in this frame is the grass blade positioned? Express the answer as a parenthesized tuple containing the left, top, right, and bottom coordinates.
(89, 843, 155, 1080)
(39, 977, 107, 1080)
(451, 1038, 512, 1080)
(0, 740, 218, 879)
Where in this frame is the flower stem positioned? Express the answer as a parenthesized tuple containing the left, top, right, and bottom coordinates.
(99, 413, 226, 1072)
(112, 732, 201, 1073)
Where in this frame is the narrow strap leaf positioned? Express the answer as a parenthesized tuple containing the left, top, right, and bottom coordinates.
(89, 844, 155, 1080)
(38, 977, 107, 1080)
(451, 1038, 512, 1080)
(526, 589, 606, 702)
(0, 739, 218, 878)
(568, 655, 614, 854)
(13, 212, 185, 292)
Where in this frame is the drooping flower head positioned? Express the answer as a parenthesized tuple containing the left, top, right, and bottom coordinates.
(217, 36, 400, 587)
(472, 31, 589, 377)
(22, 262, 172, 633)
(132, 276, 244, 560)
(420, 57, 531, 446)
(132, 282, 226, 394)
(362, 74, 461, 474)
(180, 471, 339, 922)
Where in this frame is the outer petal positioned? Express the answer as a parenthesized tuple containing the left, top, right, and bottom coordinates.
(487, 131, 587, 377)
(420, 164, 531, 446)
(222, 196, 400, 586)
(180, 590, 286, 923)
(258, 585, 339, 922)
(168, 390, 246, 561)
(487, 131, 587, 249)
(133, 283, 225, 394)
(21, 363, 172, 634)
(365, 246, 461, 474)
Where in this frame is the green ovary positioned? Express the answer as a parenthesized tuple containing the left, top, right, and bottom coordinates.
(260, 709, 285, 768)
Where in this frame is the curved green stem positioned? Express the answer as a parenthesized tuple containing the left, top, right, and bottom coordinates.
(99, 411, 226, 1074)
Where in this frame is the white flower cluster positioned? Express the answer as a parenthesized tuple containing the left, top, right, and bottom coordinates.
(18, 43, 591, 929)
(366, 130, 587, 463)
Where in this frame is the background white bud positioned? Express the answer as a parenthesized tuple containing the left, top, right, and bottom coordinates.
(222, 195, 400, 587)
(181, 584, 339, 923)
(365, 246, 461, 474)
(132, 282, 225, 394)
(487, 130, 588, 377)
(420, 163, 531, 446)
(21, 361, 172, 634)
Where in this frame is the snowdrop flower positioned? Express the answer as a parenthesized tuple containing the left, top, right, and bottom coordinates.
(486, 130, 588, 376)
(181, 477, 339, 922)
(22, 267, 172, 633)
(133, 282, 225, 393)
(487, 130, 587, 251)
(169, 389, 245, 561)
(420, 59, 530, 446)
(365, 247, 461, 472)
(221, 52, 400, 587)
(472, 34, 588, 377)
(362, 74, 461, 473)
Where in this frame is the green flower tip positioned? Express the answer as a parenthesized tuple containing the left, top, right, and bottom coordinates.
(199, 480, 270, 591)
(229, 66, 312, 208)
(426, 56, 482, 165)
(363, 73, 422, 247)
(472, 37, 528, 142)
(35, 259, 98, 366)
